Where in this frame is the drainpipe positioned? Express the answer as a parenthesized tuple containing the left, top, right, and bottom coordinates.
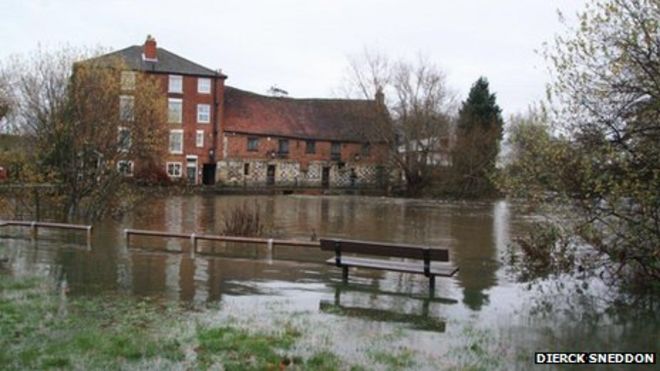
(212, 72, 220, 164)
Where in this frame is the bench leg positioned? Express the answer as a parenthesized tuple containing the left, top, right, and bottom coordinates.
(342, 266, 349, 282)
(429, 275, 436, 293)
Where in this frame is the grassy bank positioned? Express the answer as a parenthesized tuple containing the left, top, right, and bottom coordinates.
(0, 273, 517, 370)
(0, 275, 359, 370)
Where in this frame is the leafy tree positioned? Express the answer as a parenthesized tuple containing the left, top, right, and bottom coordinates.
(500, 0, 660, 289)
(0, 48, 167, 221)
(452, 77, 503, 197)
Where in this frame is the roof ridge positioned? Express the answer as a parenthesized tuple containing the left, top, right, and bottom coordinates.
(225, 85, 375, 103)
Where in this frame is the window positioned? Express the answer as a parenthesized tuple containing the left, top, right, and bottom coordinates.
(117, 127, 131, 152)
(169, 130, 183, 154)
(117, 160, 133, 176)
(247, 137, 259, 152)
(361, 143, 371, 156)
(119, 95, 134, 121)
(244, 163, 250, 175)
(121, 71, 136, 91)
(331, 141, 341, 160)
(305, 140, 316, 154)
(197, 104, 210, 123)
(198, 78, 211, 94)
(168, 98, 182, 123)
(166, 162, 182, 177)
(196, 130, 204, 148)
(168, 75, 182, 93)
(278, 139, 289, 154)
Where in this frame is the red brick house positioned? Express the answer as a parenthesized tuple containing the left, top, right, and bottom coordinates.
(92, 36, 389, 187)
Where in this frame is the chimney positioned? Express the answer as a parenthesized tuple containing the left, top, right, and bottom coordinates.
(375, 86, 385, 106)
(143, 35, 157, 61)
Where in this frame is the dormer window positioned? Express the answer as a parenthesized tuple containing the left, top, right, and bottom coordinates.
(168, 75, 183, 94)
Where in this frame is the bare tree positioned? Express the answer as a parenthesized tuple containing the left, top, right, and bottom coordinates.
(1, 47, 167, 221)
(0, 68, 13, 129)
(342, 49, 455, 195)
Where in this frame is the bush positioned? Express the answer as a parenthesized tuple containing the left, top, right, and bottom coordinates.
(221, 202, 264, 237)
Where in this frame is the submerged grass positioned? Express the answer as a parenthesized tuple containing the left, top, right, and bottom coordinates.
(0, 275, 187, 369)
(0, 274, 360, 370)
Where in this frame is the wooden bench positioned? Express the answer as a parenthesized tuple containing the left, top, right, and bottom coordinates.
(320, 238, 458, 292)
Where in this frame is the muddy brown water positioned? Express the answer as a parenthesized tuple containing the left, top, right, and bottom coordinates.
(1, 195, 658, 367)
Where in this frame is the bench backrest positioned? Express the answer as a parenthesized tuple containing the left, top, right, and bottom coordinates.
(320, 238, 449, 262)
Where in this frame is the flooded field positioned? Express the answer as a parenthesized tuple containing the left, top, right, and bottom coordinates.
(1, 195, 658, 369)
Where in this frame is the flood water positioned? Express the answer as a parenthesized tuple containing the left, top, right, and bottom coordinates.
(1, 195, 658, 369)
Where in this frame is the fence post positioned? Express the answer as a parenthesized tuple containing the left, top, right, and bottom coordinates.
(124, 229, 130, 247)
(267, 238, 273, 264)
(30, 221, 37, 240)
(190, 233, 196, 259)
(86, 226, 92, 249)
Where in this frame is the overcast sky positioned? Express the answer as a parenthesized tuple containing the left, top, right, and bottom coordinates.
(1, 0, 586, 117)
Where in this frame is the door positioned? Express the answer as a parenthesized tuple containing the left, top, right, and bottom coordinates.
(186, 166, 196, 184)
(321, 167, 330, 188)
(267, 165, 276, 186)
(186, 156, 197, 185)
(202, 164, 216, 185)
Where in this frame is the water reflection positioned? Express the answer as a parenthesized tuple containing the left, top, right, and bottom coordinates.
(448, 203, 496, 310)
(320, 285, 447, 332)
(1, 195, 515, 308)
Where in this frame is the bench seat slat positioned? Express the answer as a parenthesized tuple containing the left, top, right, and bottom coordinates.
(325, 257, 458, 277)
(320, 238, 449, 261)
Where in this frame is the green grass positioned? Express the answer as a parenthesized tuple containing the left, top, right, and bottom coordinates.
(306, 351, 344, 370)
(368, 348, 416, 370)
(0, 275, 363, 370)
(0, 275, 186, 369)
(196, 325, 294, 370)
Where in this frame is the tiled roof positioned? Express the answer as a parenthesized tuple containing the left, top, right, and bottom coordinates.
(223, 86, 388, 142)
(85, 46, 224, 77)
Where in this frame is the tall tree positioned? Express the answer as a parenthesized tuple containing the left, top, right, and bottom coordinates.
(0, 48, 167, 221)
(500, 0, 660, 288)
(457, 77, 503, 132)
(452, 77, 503, 197)
(342, 50, 455, 195)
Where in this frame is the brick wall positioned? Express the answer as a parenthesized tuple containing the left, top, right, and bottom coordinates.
(143, 72, 224, 184)
(217, 133, 388, 187)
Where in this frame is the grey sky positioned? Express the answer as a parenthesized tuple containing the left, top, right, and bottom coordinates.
(1, 0, 585, 116)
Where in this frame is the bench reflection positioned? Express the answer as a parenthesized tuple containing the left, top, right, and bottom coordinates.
(319, 284, 452, 332)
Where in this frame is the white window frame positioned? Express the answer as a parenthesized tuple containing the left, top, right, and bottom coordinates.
(119, 95, 134, 122)
(197, 104, 210, 123)
(196, 130, 204, 148)
(121, 71, 136, 91)
(117, 160, 134, 177)
(168, 75, 183, 93)
(197, 78, 211, 94)
(166, 162, 182, 178)
(169, 129, 184, 154)
(168, 98, 183, 124)
(117, 126, 131, 152)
